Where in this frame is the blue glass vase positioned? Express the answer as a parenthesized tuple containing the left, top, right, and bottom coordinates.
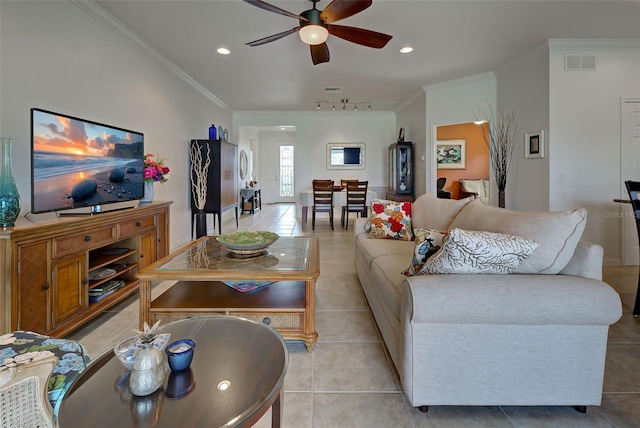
(0, 138, 21, 228)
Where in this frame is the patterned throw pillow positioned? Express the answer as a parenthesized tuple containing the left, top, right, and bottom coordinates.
(368, 199, 413, 240)
(423, 228, 539, 274)
(402, 228, 448, 276)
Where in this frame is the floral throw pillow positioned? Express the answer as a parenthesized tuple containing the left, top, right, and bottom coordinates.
(368, 199, 413, 240)
(402, 228, 448, 276)
(423, 228, 539, 274)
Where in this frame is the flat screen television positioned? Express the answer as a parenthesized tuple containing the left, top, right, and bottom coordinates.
(31, 108, 145, 214)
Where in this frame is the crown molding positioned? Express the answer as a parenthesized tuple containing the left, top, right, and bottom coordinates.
(548, 39, 640, 51)
(70, 0, 231, 111)
(423, 72, 496, 92)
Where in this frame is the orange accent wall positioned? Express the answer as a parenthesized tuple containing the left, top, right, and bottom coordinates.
(437, 122, 489, 199)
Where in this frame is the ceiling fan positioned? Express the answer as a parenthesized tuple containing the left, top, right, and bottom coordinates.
(243, 0, 392, 65)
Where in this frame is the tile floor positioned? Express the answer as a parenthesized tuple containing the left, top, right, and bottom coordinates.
(67, 203, 640, 427)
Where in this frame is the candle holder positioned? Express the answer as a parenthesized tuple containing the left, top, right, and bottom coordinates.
(165, 339, 196, 372)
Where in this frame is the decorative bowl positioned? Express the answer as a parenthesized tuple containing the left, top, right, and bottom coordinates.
(114, 333, 171, 370)
(216, 231, 279, 255)
(165, 339, 196, 372)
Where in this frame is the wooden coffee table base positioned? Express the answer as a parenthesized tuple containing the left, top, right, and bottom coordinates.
(147, 280, 318, 352)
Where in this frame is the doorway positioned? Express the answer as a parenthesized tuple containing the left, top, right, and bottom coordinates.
(261, 138, 296, 204)
(434, 122, 490, 200)
(621, 98, 640, 265)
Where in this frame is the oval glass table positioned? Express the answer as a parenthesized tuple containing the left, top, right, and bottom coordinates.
(59, 316, 288, 427)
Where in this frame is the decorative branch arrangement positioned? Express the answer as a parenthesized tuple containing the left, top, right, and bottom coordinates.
(476, 103, 522, 208)
(189, 141, 211, 210)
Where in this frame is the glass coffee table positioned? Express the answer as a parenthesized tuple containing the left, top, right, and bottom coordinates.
(59, 316, 288, 427)
(137, 236, 320, 351)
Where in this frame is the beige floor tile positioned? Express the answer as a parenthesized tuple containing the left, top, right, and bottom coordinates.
(412, 405, 512, 428)
(499, 405, 615, 427)
(252, 393, 314, 428)
(603, 344, 640, 393)
(284, 342, 313, 392)
(608, 312, 640, 343)
(312, 393, 414, 428)
(316, 310, 380, 342)
(313, 342, 401, 392)
(597, 393, 640, 428)
(316, 288, 368, 311)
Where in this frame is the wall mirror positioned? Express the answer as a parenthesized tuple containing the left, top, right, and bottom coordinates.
(239, 150, 248, 180)
(326, 142, 366, 170)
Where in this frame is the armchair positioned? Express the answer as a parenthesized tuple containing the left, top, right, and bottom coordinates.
(459, 178, 490, 204)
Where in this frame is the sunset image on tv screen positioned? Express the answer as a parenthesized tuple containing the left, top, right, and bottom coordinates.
(31, 109, 144, 213)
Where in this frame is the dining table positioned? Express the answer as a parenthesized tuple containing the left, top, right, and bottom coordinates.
(299, 188, 377, 228)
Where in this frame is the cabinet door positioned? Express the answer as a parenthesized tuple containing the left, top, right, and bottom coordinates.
(52, 254, 87, 326)
(156, 211, 168, 260)
(221, 142, 238, 208)
(139, 229, 157, 271)
(16, 241, 51, 333)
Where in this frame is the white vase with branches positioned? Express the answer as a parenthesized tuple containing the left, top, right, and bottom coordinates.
(189, 141, 211, 237)
(476, 104, 522, 208)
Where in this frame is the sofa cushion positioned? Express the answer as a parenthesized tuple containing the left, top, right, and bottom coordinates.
(411, 193, 473, 231)
(356, 232, 414, 268)
(402, 228, 447, 276)
(369, 199, 413, 240)
(371, 254, 410, 326)
(422, 228, 539, 274)
(449, 199, 587, 274)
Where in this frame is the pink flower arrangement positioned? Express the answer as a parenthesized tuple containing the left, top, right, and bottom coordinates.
(144, 154, 170, 183)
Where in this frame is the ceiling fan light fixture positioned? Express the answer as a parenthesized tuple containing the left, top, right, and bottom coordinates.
(299, 25, 328, 45)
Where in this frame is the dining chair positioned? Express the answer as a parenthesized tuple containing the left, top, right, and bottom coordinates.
(624, 180, 640, 316)
(312, 179, 334, 230)
(341, 180, 368, 230)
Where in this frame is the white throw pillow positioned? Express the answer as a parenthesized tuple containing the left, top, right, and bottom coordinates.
(422, 228, 539, 274)
(449, 199, 587, 274)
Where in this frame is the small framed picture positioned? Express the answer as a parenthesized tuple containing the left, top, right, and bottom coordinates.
(525, 131, 544, 158)
(436, 140, 466, 169)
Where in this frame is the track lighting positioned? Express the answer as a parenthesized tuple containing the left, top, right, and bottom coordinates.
(314, 100, 374, 111)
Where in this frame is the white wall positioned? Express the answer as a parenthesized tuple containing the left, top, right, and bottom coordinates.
(396, 91, 427, 197)
(424, 73, 497, 201)
(233, 111, 396, 212)
(0, 1, 231, 249)
(495, 42, 550, 211)
(548, 40, 640, 265)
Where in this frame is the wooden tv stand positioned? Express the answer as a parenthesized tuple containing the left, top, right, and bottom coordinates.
(0, 201, 171, 337)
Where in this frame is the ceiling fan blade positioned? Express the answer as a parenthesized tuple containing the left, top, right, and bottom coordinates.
(327, 24, 392, 48)
(246, 27, 300, 46)
(320, 0, 372, 24)
(242, 0, 308, 21)
(310, 43, 330, 65)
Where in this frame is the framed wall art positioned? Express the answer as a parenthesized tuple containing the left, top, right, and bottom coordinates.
(525, 130, 544, 158)
(436, 140, 466, 169)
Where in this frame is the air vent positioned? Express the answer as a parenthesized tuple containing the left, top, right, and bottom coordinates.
(324, 86, 342, 93)
(565, 55, 596, 71)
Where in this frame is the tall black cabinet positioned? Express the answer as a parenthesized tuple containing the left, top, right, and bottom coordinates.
(190, 139, 238, 236)
(386, 141, 414, 202)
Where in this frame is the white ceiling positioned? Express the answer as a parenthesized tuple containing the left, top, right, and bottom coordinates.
(94, 0, 640, 112)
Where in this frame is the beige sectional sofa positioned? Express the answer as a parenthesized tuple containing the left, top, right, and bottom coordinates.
(354, 193, 622, 411)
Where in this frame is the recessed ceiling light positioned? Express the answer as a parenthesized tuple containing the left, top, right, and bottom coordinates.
(217, 47, 230, 55)
(400, 46, 413, 54)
